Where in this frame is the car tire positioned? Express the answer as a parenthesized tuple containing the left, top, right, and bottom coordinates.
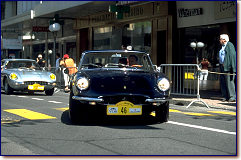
(69, 91, 86, 124)
(155, 101, 169, 123)
(45, 88, 54, 96)
(4, 80, 13, 95)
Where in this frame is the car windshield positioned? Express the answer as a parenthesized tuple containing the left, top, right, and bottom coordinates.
(79, 52, 153, 71)
(5, 60, 41, 70)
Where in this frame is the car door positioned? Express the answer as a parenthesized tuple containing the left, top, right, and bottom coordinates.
(1, 60, 6, 88)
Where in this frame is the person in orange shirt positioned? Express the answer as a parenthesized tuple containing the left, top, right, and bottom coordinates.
(60, 54, 77, 92)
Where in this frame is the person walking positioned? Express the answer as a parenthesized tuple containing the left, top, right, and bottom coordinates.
(60, 54, 77, 92)
(219, 34, 236, 102)
(200, 58, 210, 80)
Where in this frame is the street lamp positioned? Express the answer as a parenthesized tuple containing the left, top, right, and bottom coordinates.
(49, 22, 60, 68)
(190, 41, 204, 64)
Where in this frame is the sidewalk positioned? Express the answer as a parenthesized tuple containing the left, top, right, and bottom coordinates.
(170, 90, 237, 111)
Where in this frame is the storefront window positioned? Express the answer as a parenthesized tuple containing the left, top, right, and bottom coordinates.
(93, 26, 112, 50)
(93, 21, 151, 53)
(179, 22, 236, 81)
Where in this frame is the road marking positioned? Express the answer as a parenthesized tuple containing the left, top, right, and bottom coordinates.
(55, 107, 68, 111)
(17, 96, 27, 98)
(152, 110, 215, 117)
(54, 88, 60, 93)
(170, 109, 182, 112)
(48, 101, 62, 104)
(4, 109, 56, 120)
(167, 121, 236, 135)
(1, 120, 20, 124)
(182, 112, 215, 116)
(31, 98, 44, 101)
(207, 111, 236, 116)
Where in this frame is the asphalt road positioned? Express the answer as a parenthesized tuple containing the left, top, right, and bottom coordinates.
(1, 90, 237, 156)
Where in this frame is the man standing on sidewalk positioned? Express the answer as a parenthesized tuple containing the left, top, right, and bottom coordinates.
(219, 34, 236, 102)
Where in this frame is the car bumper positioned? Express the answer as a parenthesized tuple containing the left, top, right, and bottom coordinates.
(72, 96, 169, 104)
(71, 95, 169, 116)
(8, 81, 56, 91)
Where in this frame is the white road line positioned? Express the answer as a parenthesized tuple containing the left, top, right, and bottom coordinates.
(54, 88, 60, 94)
(31, 98, 44, 101)
(167, 121, 236, 135)
(17, 96, 27, 98)
(48, 101, 62, 104)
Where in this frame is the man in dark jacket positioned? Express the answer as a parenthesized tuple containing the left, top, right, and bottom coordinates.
(219, 34, 236, 102)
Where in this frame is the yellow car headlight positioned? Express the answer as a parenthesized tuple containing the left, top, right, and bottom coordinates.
(50, 73, 56, 81)
(76, 77, 89, 90)
(157, 78, 170, 91)
(10, 73, 18, 80)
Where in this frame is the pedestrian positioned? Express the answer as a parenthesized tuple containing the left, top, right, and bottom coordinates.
(121, 44, 127, 50)
(219, 34, 236, 102)
(199, 58, 210, 80)
(60, 54, 77, 92)
(36, 54, 46, 68)
(55, 53, 62, 87)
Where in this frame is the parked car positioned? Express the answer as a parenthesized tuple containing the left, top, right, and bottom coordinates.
(1, 59, 56, 95)
(69, 50, 170, 123)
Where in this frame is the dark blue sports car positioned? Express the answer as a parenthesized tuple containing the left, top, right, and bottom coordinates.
(69, 50, 170, 123)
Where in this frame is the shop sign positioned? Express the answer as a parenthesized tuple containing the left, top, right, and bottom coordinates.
(32, 26, 50, 32)
(178, 8, 203, 18)
(91, 6, 147, 24)
(91, 13, 116, 24)
(116, 1, 137, 5)
(123, 6, 144, 18)
(214, 1, 236, 20)
(75, 2, 155, 29)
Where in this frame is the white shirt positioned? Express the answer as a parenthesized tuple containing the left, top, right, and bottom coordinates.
(55, 58, 61, 70)
(219, 43, 227, 64)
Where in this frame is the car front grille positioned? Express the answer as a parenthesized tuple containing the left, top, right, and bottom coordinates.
(91, 76, 152, 93)
(24, 81, 48, 85)
(103, 95, 148, 104)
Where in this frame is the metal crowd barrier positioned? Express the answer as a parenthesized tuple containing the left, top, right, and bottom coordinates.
(160, 64, 209, 109)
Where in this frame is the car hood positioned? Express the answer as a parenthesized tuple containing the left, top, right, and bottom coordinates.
(9, 69, 52, 82)
(78, 69, 158, 95)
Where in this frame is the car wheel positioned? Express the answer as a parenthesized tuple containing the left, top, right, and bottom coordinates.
(4, 80, 13, 95)
(45, 88, 54, 96)
(69, 91, 86, 124)
(156, 101, 169, 123)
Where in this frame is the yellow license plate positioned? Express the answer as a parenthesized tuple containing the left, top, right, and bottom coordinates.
(28, 84, 44, 91)
(107, 101, 142, 115)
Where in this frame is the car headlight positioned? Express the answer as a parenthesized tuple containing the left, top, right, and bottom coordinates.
(157, 78, 170, 91)
(76, 77, 89, 90)
(10, 73, 18, 80)
(50, 73, 56, 81)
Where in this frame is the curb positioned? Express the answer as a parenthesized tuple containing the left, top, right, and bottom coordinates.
(170, 98, 237, 112)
